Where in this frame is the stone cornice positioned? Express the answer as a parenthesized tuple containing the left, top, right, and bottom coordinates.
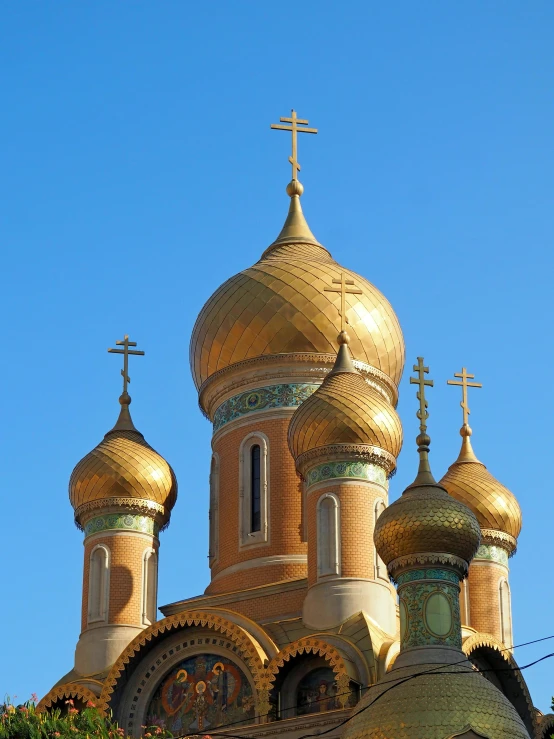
(480, 528, 517, 557)
(198, 352, 399, 418)
(388, 552, 468, 582)
(296, 444, 397, 479)
(74, 498, 166, 531)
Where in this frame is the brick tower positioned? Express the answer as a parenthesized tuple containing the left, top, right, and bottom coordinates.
(440, 422, 521, 646)
(288, 330, 401, 631)
(69, 339, 177, 676)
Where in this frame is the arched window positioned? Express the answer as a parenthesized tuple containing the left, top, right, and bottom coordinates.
(317, 494, 340, 578)
(499, 578, 512, 647)
(142, 548, 158, 626)
(209, 453, 220, 564)
(374, 500, 388, 581)
(239, 433, 269, 547)
(251, 445, 261, 532)
(88, 544, 109, 624)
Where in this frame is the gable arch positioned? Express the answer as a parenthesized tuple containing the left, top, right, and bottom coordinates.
(99, 610, 268, 717)
(463, 633, 535, 736)
(37, 683, 99, 713)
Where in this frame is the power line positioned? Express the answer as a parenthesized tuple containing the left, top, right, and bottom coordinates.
(167, 633, 554, 739)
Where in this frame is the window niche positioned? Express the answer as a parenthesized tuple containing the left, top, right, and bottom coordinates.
(317, 493, 340, 578)
(239, 432, 269, 548)
(88, 544, 110, 624)
(142, 548, 158, 626)
(374, 499, 388, 581)
(208, 453, 220, 565)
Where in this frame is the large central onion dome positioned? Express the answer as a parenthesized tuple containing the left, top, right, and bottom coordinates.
(190, 183, 405, 393)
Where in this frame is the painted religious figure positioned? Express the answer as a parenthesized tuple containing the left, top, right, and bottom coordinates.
(296, 667, 338, 715)
(145, 653, 255, 733)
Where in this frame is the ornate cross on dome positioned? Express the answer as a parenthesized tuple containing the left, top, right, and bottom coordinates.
(447, 367, 482, 427)
(108, 335, 145, 396)
(410, 357, 433, 433)
(270, 109, 317, 181)
(325, 273, 363, 333)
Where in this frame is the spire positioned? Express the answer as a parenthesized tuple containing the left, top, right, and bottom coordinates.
(106, 334, 145, 436)
(328, 330, 357, 375)
(408, 356, 436, 486)
(267, 109, 321, 248)
(447, 366, 483, 464)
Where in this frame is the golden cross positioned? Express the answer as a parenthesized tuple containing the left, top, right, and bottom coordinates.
(447, 367, 482, 427)
(108, 335, 145, 395)
(325, 273, 363, 333)
(410, 357, 434, 433)
(270, 109, 318, 181)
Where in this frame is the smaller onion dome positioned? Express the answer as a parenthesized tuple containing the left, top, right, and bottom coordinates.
(439, 424, 522, 551)
(374, 359, 480, 577)
(288, 331, 402, 475)
(69, 392, 177, 529)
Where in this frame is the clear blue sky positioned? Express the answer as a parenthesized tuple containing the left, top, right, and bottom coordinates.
(2, 1, 553, 715)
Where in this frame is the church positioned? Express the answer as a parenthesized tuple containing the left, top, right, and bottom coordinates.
(37, 111, 554, 739)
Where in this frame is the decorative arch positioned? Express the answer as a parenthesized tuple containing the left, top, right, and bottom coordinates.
(263, 637, 352, 710)
(462, 633, 535, 736)
(37, 683, 99, 713)
(536, 714, 554, 739)
(99, 610, 268, 716)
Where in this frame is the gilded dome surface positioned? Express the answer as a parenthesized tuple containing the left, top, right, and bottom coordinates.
(69, 397, 177, 524)
(190, 196, 405, 391)
(374, 482, 481, 567)
(439, 432, 522, 540)
(340, 662, 530, 739)
(288, 337, 402, 465)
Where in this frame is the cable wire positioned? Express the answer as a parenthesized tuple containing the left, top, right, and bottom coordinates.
(167, 633, 554, 739)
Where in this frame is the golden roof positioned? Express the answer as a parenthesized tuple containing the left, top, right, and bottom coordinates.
(69, 394, 177, 526)
(340, 662, 531, 739)
(288, 332, 402, 468)
(190, 189, 405, 392)
(374, 479, 481, 569)
(439, 426, 522, 542)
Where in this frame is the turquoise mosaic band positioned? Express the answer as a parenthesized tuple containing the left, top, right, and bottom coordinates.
(474, 544, 509, 566)
(84, 514, 159, 538)
(213, 383, 319, 430)
(396, 568, 459, 586)
(306, 461, 387, 488)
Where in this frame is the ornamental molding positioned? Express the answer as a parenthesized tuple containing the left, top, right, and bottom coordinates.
(98, 610, 268, 716)
(388, 553, 468, 582)
(198, 352, 398, 418)
(480, 528, 517, 557)
(296, 444, 396, 478)
(74, 498, 166, 531)
(213, 383, 319, 431)
(462, 633, 536, 734)
(84, 513, 159, 538)
(260, 637, 352, 710)
(536, 713, 554, 738)
(305, 460, 388, 489)
(37, 683, 99, 713)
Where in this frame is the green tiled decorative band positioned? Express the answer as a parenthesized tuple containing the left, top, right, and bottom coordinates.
(474, 544, 509, 566)
(84, 514, 159, 538)
(213, 383, 319, 431)
(306, 461, 387, 488)
(398, 576, 461, 650)
(396, 569, 459, 586)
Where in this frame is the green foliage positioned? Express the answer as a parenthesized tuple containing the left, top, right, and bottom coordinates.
(0, 696, 174, 739)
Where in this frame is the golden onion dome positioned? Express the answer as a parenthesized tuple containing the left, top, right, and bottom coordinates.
(340, 661, 531, 739)
(288, 331, 402, 473)
(374, 422, 481, 572)
(439, 425, 522, 543)
(69, 393, 177, 528)
(190, 187, 405, 392)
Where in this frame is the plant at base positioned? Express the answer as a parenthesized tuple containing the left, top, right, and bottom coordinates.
(0, 696, 174, 739)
